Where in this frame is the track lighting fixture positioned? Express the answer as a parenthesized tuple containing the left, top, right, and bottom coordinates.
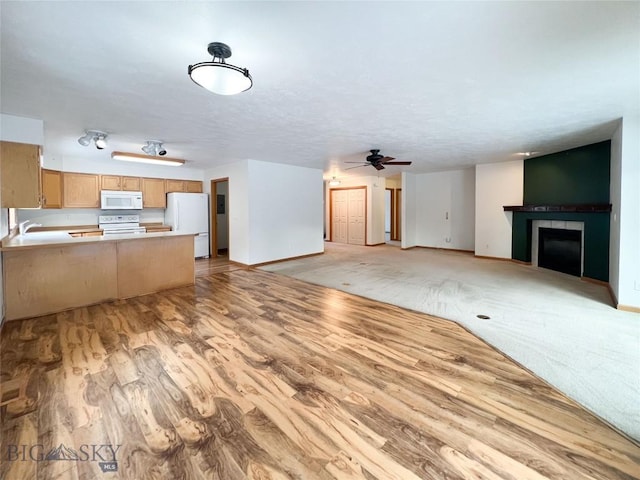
(77, 130, 108, 150)
(142, 141, 167, 156)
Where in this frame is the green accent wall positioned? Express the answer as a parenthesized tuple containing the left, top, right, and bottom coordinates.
(524, 141, 610, 205)
(512, 141, 611, 281)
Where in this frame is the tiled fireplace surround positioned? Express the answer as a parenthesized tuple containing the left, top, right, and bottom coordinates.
(531, 220, 584, 275)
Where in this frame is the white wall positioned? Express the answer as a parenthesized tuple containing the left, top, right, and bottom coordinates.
(609, 121, 622, 302)
(205, 160, 322, 266)
(205, 161, 250, 264)
(475, 160, 524, 258)
(412, 168, 475, 251)
(401, 172, 417, 248)
(247, 160, 323, 264)
(17, 208, 166, 226)
(611, 116, 640, 308)
(324, 174, 386, 245)
(0, 113, 44, 145)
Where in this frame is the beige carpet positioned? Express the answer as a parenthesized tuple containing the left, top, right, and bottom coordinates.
(260, 242, 640, 441)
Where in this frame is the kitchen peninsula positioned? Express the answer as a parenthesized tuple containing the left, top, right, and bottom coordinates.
(1, 231, 195, 320)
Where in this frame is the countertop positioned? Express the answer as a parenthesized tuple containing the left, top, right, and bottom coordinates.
(1, 230, 194, 252)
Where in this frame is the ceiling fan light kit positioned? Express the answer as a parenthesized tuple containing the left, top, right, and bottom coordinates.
(188, 42, 253, 95)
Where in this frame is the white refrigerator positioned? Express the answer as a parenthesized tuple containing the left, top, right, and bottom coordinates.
(165, 192, 210, 258)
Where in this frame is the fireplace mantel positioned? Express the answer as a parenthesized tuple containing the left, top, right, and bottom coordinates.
(503, 204, 611, 213)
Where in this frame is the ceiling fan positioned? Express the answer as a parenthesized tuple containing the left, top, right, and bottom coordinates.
(346, 149, 412, 171)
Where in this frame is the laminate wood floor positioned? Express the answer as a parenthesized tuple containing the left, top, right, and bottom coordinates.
(1, 269, 639, 480)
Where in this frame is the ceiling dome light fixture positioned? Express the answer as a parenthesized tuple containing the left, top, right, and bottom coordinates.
(78, 130, 108, 149)
(188, 42, 252, 95)
(142, 140, 167, 156)
(329, 176, 341, 187)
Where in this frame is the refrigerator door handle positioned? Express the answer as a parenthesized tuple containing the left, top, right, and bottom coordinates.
(176, 201, 180, 230)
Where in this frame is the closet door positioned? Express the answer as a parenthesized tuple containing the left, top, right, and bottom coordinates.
(331, 189, 348, 243)
(347, 188, 366, 245)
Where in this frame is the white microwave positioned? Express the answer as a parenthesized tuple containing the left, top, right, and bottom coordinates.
(100, 190, 143, 210)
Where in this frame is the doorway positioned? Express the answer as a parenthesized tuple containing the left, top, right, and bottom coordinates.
(385, 188, 394, 243)
(210, 178, 229, 258)
(329, 187, 366, 245)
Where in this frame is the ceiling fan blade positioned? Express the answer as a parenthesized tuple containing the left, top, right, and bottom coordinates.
(380, 156, 396, 163)
(373, 163, 385, 171)
(384, 161, 412, 165)
(344, 161, 368, 163)
(345, 164, 368, 170)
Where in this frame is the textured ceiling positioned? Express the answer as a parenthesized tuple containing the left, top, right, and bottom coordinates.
(1, 1, 638, 178)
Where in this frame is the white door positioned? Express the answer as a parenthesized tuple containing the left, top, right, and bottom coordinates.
(330, 188, 366, 245)
(347, 188, 365, 245)
(331, 190, 348, 243)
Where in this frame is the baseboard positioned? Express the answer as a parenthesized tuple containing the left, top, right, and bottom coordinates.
(248, 251, 324, 268)
(366, 242, 386, 247)
(416, 246, 474, 255)
(617, 304, 640, 313)
(510, 258, 532, 266)
(474, 254, 513, 262)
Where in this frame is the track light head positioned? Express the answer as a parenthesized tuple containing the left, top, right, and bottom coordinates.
(77, 133, 92, 146)
(142, 140, 167, 156)
(78, 130, 108, 149)
(95, 135, 107, 150)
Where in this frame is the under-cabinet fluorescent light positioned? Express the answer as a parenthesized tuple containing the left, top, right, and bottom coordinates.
(111, 151, 185, 166)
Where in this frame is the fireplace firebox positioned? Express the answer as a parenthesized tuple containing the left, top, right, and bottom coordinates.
(538, 228, 582, 277)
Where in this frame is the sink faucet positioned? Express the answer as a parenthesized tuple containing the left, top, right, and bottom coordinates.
(19, 220, 42, 235)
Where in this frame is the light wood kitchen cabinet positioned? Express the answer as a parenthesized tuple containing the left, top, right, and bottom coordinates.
(141, 177, 166, 208)
(122, 176, 141, 191)
(41, 169, 63, 209)
(0, 141, 41, 208)
(63, 172, 100, 208)
(185, 180, 203, 193)
(166, 179, 203, 193)
(165, 179, 185, 193)
(101, 175, 141, 191)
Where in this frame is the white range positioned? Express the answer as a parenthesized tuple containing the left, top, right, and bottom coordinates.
(98, 214, 146, 236)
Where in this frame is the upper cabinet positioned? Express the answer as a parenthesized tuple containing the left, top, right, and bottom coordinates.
(186, 180, 203, 193)
(165, 179, 185, 193)
(0, 141, 41, 208)
(141, 178, 166, 208)
(101, 175, 141, 192)
(41, 169, 63, 209)
(166, 179, 203, 193)
(63, 172, 100, 208)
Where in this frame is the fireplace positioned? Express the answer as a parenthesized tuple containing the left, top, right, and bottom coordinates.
(538, 228, 582, 276)
(531, 220, 584, 277)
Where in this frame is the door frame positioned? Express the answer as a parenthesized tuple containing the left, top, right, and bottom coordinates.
(394, 188, 402, 241)
(328, 186, 367, 245)
(210, 177, 229, 258)
(385, 187, 395, 241)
